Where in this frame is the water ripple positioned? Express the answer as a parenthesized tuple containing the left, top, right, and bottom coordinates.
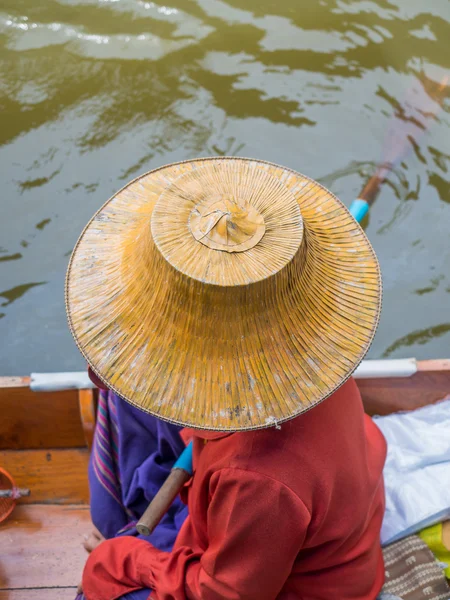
(0, 0, 449, 369)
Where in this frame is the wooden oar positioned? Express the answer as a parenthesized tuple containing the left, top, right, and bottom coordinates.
(137, 441, 193, 536)
(349, 75, 448, 222)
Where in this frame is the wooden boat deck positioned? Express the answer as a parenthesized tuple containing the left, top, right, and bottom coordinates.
(0, 360, 449, 598)
(0, 381, 94, 598)
(0, 505, 90, 599)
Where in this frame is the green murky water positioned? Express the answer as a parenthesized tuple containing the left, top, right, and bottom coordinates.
(0, 0, 449, 374)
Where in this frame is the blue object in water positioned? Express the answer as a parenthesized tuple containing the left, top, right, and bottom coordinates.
(174, 441, 194, 474)
(349, 198, 369, 223)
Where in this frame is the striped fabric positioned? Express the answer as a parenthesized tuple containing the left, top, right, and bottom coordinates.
(92, 390, 122, 506)
(92, 390, 135, 520)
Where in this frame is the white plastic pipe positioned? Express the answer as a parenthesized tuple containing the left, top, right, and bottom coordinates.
(353, 358, 417, 379)
(30, 371, 95, 392)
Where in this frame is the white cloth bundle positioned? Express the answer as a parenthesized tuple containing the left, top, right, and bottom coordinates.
(375, 398, 450, 545)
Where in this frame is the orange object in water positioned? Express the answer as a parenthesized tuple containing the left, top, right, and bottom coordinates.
(0, 467, 30, 523)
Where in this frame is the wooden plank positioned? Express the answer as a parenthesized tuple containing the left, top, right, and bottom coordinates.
(359, 366, 450, 415)
(0, 589, 77, 599)
(0, 387, 86, 450)
(417, 358, 450, 372)
(0, 504, 90, 590)
(0, 376, 30, 388)
(0, 450, 89, 504)
(78, 389, 96, 451)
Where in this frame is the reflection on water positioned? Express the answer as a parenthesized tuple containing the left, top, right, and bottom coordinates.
(384, 323, 450, 357)
(0, 0, 449, 373)
(36, 218, 52, 230)
(0, 282, 47, 307)
(0, 253, 22, 263)
(19, 170, 60, 192)
(414, 275, 444, 296)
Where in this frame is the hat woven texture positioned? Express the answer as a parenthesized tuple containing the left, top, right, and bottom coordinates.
(66, 157, 381, 431)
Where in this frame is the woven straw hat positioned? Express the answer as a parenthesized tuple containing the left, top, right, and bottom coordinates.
(66, 157, 381, 431)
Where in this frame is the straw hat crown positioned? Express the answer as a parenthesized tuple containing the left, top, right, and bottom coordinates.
(66, 158, 381, 430)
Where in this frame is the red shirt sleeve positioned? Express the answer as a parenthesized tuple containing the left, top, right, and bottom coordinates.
(82, 468, 310, 600)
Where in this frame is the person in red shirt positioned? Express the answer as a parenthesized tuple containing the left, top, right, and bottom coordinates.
(66, 158, 385, 600)
(80, 378, 386, 600)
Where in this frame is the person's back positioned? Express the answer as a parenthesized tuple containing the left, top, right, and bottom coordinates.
(81, 379, 386, 600)
(176, 378, 386, 599)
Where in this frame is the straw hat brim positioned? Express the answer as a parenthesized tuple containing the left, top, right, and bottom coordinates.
(66, 158, 381, 431)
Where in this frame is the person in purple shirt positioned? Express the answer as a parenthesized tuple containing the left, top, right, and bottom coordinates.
(76, 368, 188, 600)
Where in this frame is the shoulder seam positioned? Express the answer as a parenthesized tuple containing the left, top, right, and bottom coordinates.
(212, 466, 311, 518)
